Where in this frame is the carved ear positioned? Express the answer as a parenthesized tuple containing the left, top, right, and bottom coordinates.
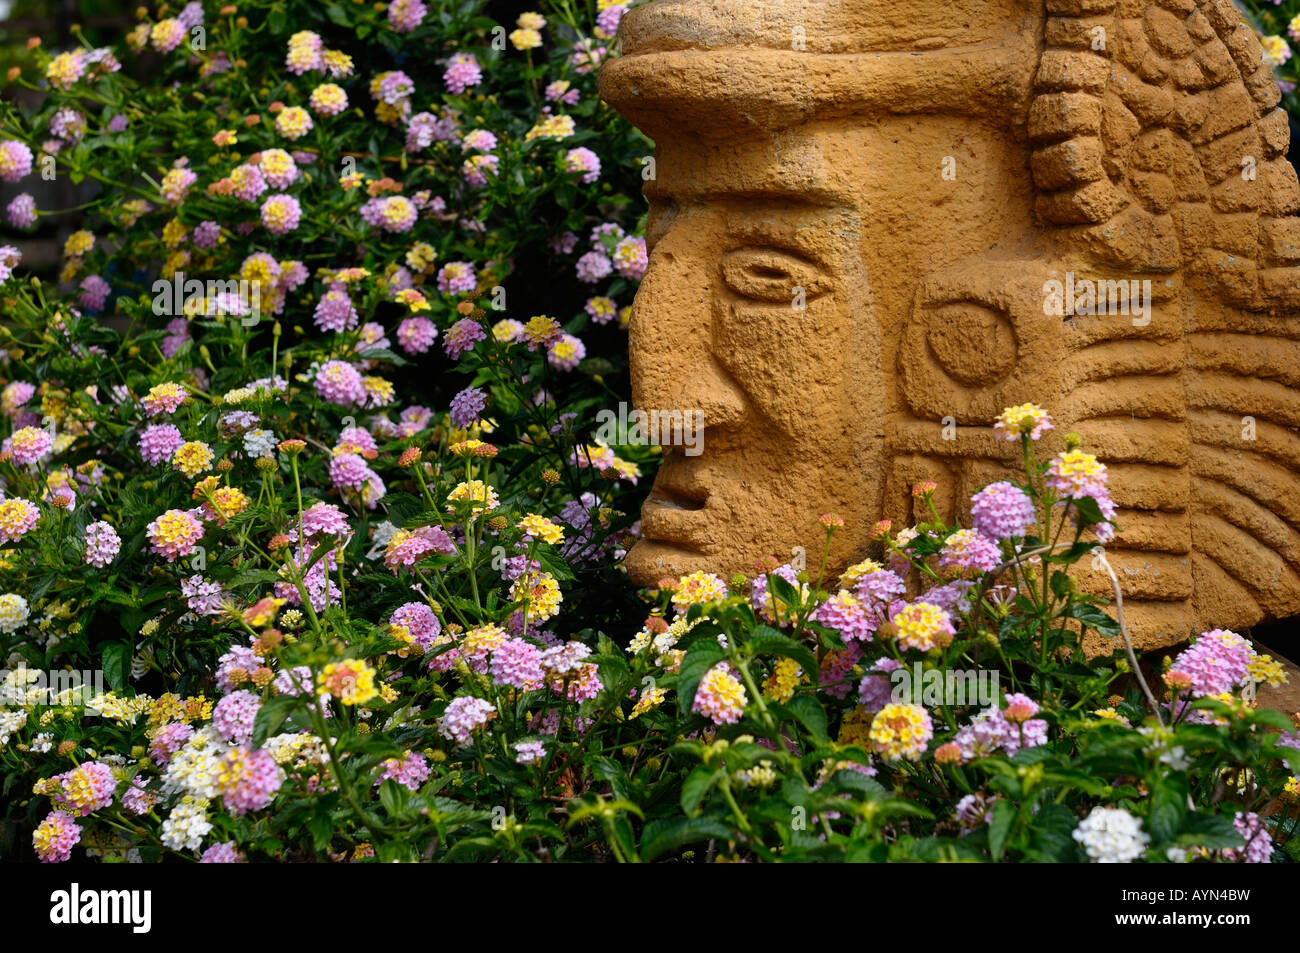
(900, 262, 1070, 424)
(1030, 0, 1300, 635)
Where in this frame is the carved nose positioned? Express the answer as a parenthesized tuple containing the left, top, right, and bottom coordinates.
(628, 245, 747, 436)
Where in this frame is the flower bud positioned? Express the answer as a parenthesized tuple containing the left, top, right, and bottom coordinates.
(1005, 701, 1036, 723)
(934, 742, 962, 764)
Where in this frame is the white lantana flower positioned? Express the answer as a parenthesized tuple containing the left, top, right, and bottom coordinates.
(1073, 806, 1149, 863)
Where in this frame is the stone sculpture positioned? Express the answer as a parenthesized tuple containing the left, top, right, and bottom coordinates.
(599, 0, 1300, 647)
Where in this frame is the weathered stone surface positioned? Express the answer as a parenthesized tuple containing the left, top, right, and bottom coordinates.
(599, 0, 1300, 648)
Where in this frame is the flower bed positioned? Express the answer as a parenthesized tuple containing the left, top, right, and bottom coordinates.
(0, 2, 1297, 864)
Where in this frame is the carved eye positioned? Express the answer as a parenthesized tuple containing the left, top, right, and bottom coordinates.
(721, 247, 829, 304)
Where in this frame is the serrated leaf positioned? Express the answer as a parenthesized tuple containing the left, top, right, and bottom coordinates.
(227, 569, 282, 587)
(749, 627, 817, 675)
(822, 766, 888, 800)
(1067, 603, 1120, 637)
(1176, 812, 1245, 851)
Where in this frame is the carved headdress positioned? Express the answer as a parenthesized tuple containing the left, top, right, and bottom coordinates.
(600, 0, 1300, 647)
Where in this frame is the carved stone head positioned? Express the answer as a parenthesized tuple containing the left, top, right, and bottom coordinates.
(599, 0, 1300, 647)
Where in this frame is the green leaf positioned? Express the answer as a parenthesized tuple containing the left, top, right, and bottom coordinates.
(1067, 603, 1120, 637)
(378, 780, 410, 818)
(227, 569, 282, 587)
(1040, 768, 1110, 796)
(676, 640, 726, 717)
(325, 3, 351, 26)
(1276, 740, 1300, 773)
(585, 755, 631, 801)
(767, 573, 804, 615)
(822, 766, 888, 800)
(874, 797, 935, 823)
(988, 799, 1016, 860)
(1025, 803, 1082, 862)
(749, 627, 817, 675)
(908, 837, 986, 863)
(640, 817, 734, 861)
(787, 694, 829, 743)
(308, 810, 334, 852)
(1252, 708, 1297, 732)
(810, 621, 846, 651)
(532, 546, 576, 582)
(1069, 496, 1109, 531)
(101, 641, 131, 693)
(590, 652, 631, 698)
(1148, 774, 1190, 844)
(1176, 812, 1244, 851)
(680, 764, 722, 816)
(252, 694, 302, 748)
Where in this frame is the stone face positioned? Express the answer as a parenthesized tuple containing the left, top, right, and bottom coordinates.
(599, 0, 1300, 648)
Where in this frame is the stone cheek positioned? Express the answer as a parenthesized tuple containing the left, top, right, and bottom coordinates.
(602, 0, 1300, 648)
